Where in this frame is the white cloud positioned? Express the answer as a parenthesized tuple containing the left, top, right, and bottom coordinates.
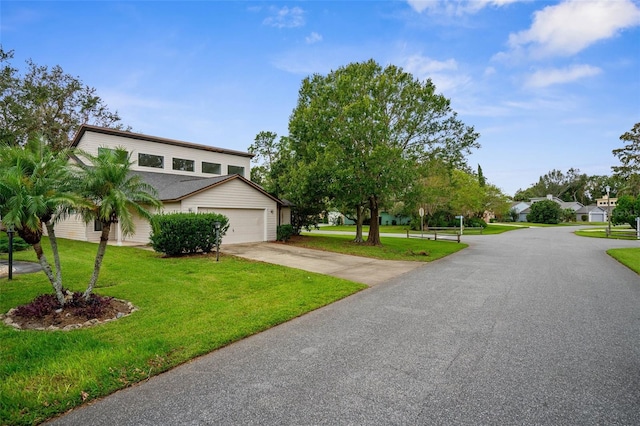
(509, 0, 640, 58)
(406, 0, 525, 15)
(263, 6, 305, 29)
(404, 54, 458, 74)
(401, 54, 471, 95)
(305, 32, 322, 44)
(525, 64, 602, 88)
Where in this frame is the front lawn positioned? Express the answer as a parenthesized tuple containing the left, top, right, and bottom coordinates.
(287, 234, 467, 261)
(608, 248, 640, 274)
(0, 238, 365, 425)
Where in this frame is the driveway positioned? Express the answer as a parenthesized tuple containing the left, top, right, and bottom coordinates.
(47, 227, 640, 425)
(222, 242, 424, 286)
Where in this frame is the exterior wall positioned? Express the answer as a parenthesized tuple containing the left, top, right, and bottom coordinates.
(122, 204, 180, 244)
(76, 131, 251, 178)
(181, 179, 278, 241)
(51, 214, 88, 241)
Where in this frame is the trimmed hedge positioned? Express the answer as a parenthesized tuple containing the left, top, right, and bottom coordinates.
(277, 224, 295, 242)
(150, 213, 229, 256)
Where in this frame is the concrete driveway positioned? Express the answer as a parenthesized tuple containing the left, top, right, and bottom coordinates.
(46, 227, 640, 425)
(222, 242, 424, 286)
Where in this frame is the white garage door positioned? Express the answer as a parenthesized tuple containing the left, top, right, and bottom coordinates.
(198, 208, 264, 244)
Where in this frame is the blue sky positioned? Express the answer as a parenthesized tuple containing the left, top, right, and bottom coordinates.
(2, 0, 639, 196)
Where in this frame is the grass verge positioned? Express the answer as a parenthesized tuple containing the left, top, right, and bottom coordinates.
(0, 238, 366, 425)
(575, 226, 639, 240)
(607, 248, 640, 274)
(287, 234, 466, 261)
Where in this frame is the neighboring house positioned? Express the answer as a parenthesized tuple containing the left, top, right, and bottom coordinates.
(596, 196, 617, 209)
(54, 125, 290, 245)
(513, 194, 606, 222)
(328, 211, 410, 226)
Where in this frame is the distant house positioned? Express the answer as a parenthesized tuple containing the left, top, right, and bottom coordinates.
(511, 194, 607, 223)
(53, 125, 290, 245)
(328, 211, 410, 226)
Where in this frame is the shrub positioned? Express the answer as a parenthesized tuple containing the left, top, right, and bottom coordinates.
(150, 213, 229, 256)
(277, 224, 295, 242)
(14, 292, 114, 320)
(466, 217, 487, 228)
(0, 233, 30, 253)
(527, 200, 563, 224)
(581, 214, 588, 222)
(14, 294, 60, 319)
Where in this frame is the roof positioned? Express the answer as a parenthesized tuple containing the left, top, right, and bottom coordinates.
(131, 170, 283, 204)
(71, 124, 254, 159)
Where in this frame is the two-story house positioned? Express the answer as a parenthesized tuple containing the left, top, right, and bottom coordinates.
(54, 125, 290, 245)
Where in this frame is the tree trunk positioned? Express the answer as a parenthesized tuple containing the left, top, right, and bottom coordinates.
(33, 241, 65, 305)
(354, 205, 365, 243)
(84, 222, 111, 300)
(44, 221, 63, 292)
(366, 196, 382, 246)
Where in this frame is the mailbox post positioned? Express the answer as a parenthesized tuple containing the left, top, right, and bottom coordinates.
(419, 207, 425, 239)
(455, 215, 464, 235)
(214, 221, 221, 262)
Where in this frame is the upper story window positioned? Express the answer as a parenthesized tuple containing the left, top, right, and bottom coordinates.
(173, 157, 194, 172)
(98, 147, 117, 156)
(202, 161, 221, 175)
(138, 153, 164, 168)
(228, 165, 245, 176)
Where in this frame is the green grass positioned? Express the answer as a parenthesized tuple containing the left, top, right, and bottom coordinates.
(0, 238, 366, 425)
(288, 234, 466, 261)
(608, 248, 640, 274)
(575, 226, 639, 240)
(315, 223, 521, 235)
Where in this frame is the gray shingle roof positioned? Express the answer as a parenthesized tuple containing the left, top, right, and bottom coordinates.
(130, 170, 282, 204)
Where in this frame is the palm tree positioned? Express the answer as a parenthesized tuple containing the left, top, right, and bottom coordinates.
(0, 136, 82, 304)
(75, 147, 161, 300)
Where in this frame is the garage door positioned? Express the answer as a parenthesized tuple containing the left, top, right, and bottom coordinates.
(198, 208, 264, 244)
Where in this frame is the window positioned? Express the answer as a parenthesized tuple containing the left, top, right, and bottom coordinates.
(138, 153, 164, 168)
(202, 162, 221, 174)
(228, 165, 245, 176)
(94, 220, 103, 232)
(173, 157, 194, 172)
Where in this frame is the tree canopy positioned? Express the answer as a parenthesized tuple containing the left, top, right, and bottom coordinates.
(276, 59, 479, 245)
(612, 122, 640, 195)
(0, 48, 125, 150)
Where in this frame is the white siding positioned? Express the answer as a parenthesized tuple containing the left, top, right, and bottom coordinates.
(47, 214, 87, 241)
(75, 131, 251, 178)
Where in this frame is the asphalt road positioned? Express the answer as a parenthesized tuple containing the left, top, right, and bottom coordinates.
(48, 227, 640, 425)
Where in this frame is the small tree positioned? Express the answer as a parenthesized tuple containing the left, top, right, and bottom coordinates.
(0, 136, 84, 304)
(611, 195, 640, 229)
(562, 208, 576, 222)
(527, 200, 563, 224)
(75, 148, 161, 300)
